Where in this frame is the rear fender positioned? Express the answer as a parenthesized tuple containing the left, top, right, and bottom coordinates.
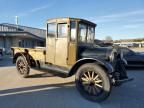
(13, 51, 32, 68)
(13, 52, 26, 64)
(68, 58, 114, 77)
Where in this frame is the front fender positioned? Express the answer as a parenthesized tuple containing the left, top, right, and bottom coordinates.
(68, 58, 114, 77)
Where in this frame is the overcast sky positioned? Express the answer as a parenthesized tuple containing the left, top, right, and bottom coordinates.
(0, 0, 144, 40)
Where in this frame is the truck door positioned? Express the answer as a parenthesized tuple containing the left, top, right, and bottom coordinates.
(46, 23, 56, 64)
(55, 23, 68, 66)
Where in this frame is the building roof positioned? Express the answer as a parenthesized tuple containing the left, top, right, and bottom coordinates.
(0, 23, 46, 41)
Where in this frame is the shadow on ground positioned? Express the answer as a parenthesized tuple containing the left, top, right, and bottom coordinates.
(126, 67, 144, 70)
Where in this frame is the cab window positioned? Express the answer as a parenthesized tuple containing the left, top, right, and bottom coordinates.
(79, 23, 87, 42)
(78, 23, 95, 43)
(87, 26, 95, 43)
(58, 23, 67, 38)
(47, 23, 56, 37)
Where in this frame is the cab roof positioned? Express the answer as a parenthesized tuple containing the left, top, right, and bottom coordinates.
(47, 17, 96, 27)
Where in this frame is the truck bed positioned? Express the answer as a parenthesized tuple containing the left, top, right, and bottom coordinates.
(12, 47, 46, 62)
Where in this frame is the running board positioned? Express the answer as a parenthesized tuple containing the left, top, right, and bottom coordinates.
(34, 61, 70, 78)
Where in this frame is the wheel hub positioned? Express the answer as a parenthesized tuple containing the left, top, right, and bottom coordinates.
(89, 80, 95, 86)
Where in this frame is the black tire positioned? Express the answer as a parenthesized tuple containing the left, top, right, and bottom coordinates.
(75, 63, 111, 102)
(16, 56, 30, 78)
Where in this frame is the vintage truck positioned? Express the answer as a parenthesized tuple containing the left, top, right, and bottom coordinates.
(11, 17, 131, 102)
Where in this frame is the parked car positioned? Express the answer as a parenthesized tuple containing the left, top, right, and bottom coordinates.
(120, 47, 144, 67)
(92, 46, 144, 67)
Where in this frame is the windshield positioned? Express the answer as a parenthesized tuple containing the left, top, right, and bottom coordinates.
(79, 23, 95, 43)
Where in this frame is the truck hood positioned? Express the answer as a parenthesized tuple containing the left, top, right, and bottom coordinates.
(78, 45, 112, 61)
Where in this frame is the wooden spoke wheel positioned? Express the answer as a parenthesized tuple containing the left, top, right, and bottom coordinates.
(16, 56, 30, 78)
(75, 63, 111, 102)
(81, 71, 103, 96)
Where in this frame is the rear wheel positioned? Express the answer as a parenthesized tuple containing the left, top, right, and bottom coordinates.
(75, 63, 111, 102)
(16, 56, 30, 78)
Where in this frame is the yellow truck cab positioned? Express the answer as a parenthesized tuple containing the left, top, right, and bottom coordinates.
(11, 17, 131, 102)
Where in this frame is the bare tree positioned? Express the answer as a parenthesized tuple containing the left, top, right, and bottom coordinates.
(105, 36, 113, 42)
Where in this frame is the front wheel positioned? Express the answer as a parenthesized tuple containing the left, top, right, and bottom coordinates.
(75, 63, 111, 102)
(16, 56, 30, 78)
